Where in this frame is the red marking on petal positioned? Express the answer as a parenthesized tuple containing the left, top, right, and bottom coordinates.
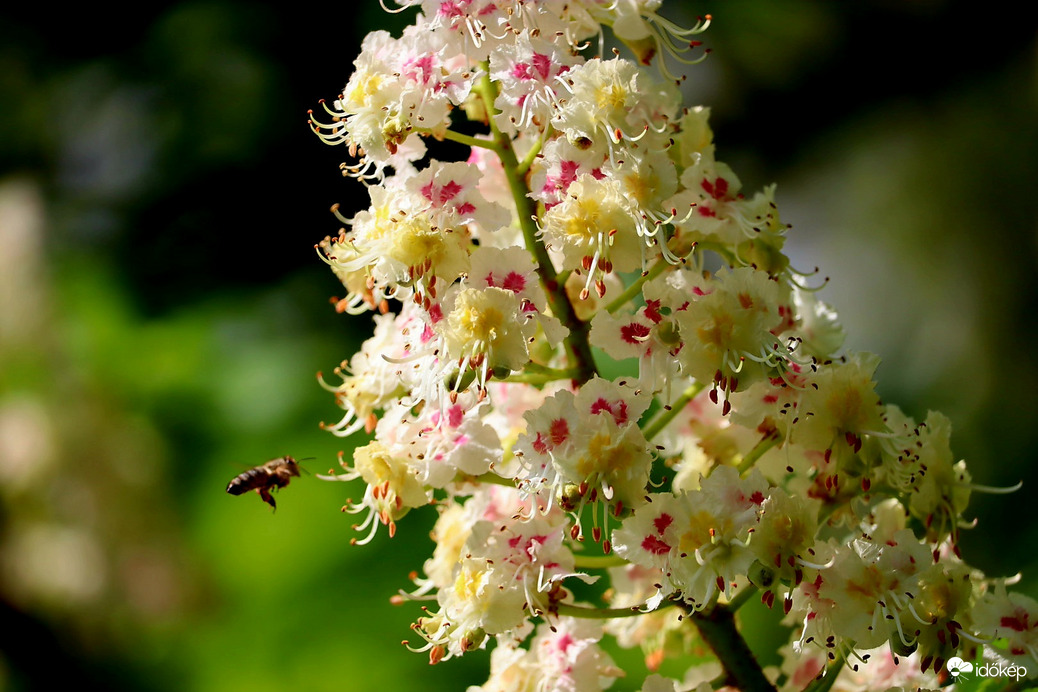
(714, 177, 729, 198)
(641, 535, 671, 555)
(621, 322, 651, 344)
(615, 400, 629, 426)
(502, 271, 526, 293)
(1001, 615, 1029, 632)
(653, 513, 673, 534)
(643, 299, 663, 324)
(549, 418, 570, 447)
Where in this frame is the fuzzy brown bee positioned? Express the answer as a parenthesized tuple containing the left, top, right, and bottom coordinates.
(226, 456, 301, 510)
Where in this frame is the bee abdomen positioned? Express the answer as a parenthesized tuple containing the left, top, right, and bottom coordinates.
(226, 467, 268, 495)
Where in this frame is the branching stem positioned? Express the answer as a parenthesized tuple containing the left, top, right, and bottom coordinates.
(475, 71, 598, 385)
(605, 258, 670, 314)
(441, 128, 501, 152)
(642, 382, 706, 441)
(572, 554, 628, 569)
(688, 602, 777, 692)
(737, 433, 781, 475)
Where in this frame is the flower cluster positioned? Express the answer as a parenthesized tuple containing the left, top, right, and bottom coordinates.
(307, 2, 1032, 690)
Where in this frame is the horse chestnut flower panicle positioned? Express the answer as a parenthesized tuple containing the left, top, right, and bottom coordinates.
(301, 1, 1033, 689)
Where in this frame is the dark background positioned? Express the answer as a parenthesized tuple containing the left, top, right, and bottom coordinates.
(0, 1, 1035, 689)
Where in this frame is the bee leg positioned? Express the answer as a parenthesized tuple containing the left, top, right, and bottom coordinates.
(258, 487, 277, 511)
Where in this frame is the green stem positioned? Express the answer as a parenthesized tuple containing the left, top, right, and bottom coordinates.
(707, 671, 730, 691)
(475, 72, 597, 384)
(605, 258, 670, 314)
(505, 363, 581, 385)
(556, 600, 674, 620)
(572, 554, 628, 569)
(688, 603, 777, 692)
(801, 651, 844, 692)
(441, 128, 501, 152)
(737, 433, 781, 475)
(723, 585, 758, 613)
(461, 472, 518, 489)
(516, 125, 549, 176)
(641, 382, 706, 441)
(695, 240, 738, 266)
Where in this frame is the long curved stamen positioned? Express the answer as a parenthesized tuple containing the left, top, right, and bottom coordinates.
(796, 554, 835, 570)
(884, 602, 916, 647)
(955, 479, 1023, 494)
(320, 413, 367, 438)
(377, 0, 412, 13)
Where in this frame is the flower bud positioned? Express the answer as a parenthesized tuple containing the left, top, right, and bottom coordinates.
(747, 560, 775, 590)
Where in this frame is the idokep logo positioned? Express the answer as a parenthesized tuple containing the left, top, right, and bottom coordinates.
(947, 656, 1028, 681)
(947, 657, 974, 679)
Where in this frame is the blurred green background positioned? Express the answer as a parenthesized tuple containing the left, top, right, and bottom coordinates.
(0, 1, 1035, 690)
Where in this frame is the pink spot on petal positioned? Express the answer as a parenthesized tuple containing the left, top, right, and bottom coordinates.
(555, 633, 575, 653)
(531, 52, 552, 80)
(440, 180, 463, 202)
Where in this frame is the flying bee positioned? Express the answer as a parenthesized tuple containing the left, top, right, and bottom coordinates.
(226, 456, 302, 510)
